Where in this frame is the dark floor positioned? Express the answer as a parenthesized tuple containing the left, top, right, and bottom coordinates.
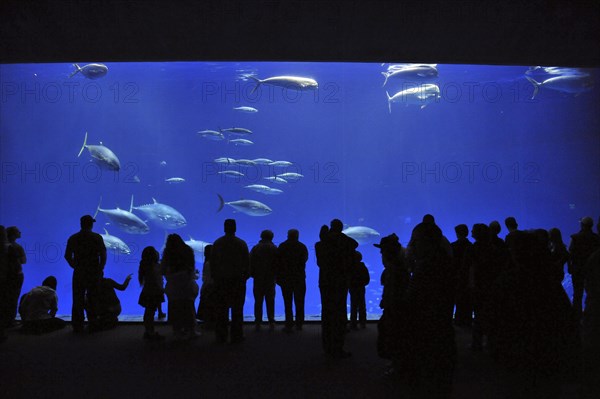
(0, 321, 595, 399)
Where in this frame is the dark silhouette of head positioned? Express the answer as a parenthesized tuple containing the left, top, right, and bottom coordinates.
(6, 226, 20, 241)
(204, 244, 212, 260)
(454, 224, 468, 239)
(548, 227, 564, 245)
(505, 217, 518, 231)
(374, 233, 402, 256)
(42, 275, 57, 290)
(580, 216, 594, 231)
(165, 233, 185, 250)
(319, 225, 329, 240)
(224, 219, 236, 234)
(422, 214, 435, 224)
(260, 229, 274, 242)
(141, 246, 159, 264)
(471, 223, 490, 243)
(80, 215, 95, 230)
(287, 229, 299, 241)
(354, 251, 363, 262)
(489, 221, 501, 236)
(330, 219, 343, 233)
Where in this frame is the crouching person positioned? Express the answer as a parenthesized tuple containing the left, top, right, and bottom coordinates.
(19, 276, 66, 334)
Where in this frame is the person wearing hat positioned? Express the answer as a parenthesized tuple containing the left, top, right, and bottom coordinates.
(64, 215, 107, 333)
(568, 216, 600, 319)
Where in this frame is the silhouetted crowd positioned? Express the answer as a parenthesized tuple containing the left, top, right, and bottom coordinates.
(1, 213, 599, 398)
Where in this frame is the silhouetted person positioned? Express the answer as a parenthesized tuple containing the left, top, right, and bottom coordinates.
(249, 230, 278, 331)
(277, 228, 308, 332)
(162, 233, 198, 339)
(18, 276, 66, 334)
(211, 219, 250, 343)
(349, 251, 370, 329)
(487, 230, 578, 398)
(549, 228, 569, 285)
(375, 233, 409, 375)
(465, 223, 502, 351)
(403, 220, 456, 396)
(451, 224, 473, 326)
(504, 216, 521, 253)
(65, 215, 107, 334)
(568, 216, 600, 319)
(0, 226, 8, 341)
(87, 272, 132, 332)
(138, 246, 165, 340)
(197, 245, 218, 329)
(406, 215, 452, 271)
(6, 226, 26, 326)
(583, 219, 600, 392)
(318, 219, 358, 358)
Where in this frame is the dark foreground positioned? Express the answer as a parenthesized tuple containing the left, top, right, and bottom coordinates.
(0, 322, 595, 399)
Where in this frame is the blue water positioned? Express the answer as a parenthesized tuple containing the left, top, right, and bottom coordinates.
(1, 62, 599, 318)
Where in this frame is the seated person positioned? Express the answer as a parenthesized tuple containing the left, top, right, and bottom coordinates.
(18, 276, 66, 334)
(87, 273, 132, 332)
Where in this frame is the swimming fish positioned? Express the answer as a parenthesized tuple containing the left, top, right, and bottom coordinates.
(101, 228, 131, 255)
(77, 132, 121, 171)
(69, 63, 108, 79)
(218, 170, 245, 178)
(214, 157, 237, 164)
(386, 84, 440, 113)
(342, 226, 381, 245)
(276, 172, 304, 181)
(94, 196, 150, 234)
(252, 158, 274, 165)
(165, 177, 185, 184)
(132, 197, 187, 230)
(233, 106, 258, 113)
(268, 161, 294, 168)
(264, 176, 288, 184)
(220, 127, 253, 135)
(198, 130, 225, 140)
(525, 74, 593, 99)
(233, 159, 256, 167)
(381, 64, 438, 86)
(244, 184, 284, 195)
(217, 194, 272, 216)
(248, 75, 318, 94)
(229, 139, 254, 146)
(185, 236, 211, 257)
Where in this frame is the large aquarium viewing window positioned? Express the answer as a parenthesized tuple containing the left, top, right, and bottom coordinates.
(1, 62, 598, 319)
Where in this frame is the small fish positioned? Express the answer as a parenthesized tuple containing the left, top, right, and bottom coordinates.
(244, 184, 284, 195)
(386, 83, 440, 113)
(220, 127, 253, 135)
(101, 229, 131, 255)
(229, 139, 254, 146)
(381, 64, 438, 86)
(233, 159, 257, 167)
(214, 157, 237, 164)
(218, 170, 245, 178)
(525, 74, 593, 99)
(264, 176, 288, 184)
(185, 237, 212, 257)
(94, 196, 150, 235)
(132, 197, 187, 230)
(342, 226, 381, 245)
(233, 106, 258, 113)
(276, 172, 304, 181)
(165, 177, 185, 184)
(77, 132, 121, 171)
(197, 130, 225, 140)
(268, 161, 293, 167)
(248, 75, 318, 94)
(160, 161, 167, 167)
(69, 63, 108, 79)
(217, 194, 272, 216)
(252, 158, 274, 165)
